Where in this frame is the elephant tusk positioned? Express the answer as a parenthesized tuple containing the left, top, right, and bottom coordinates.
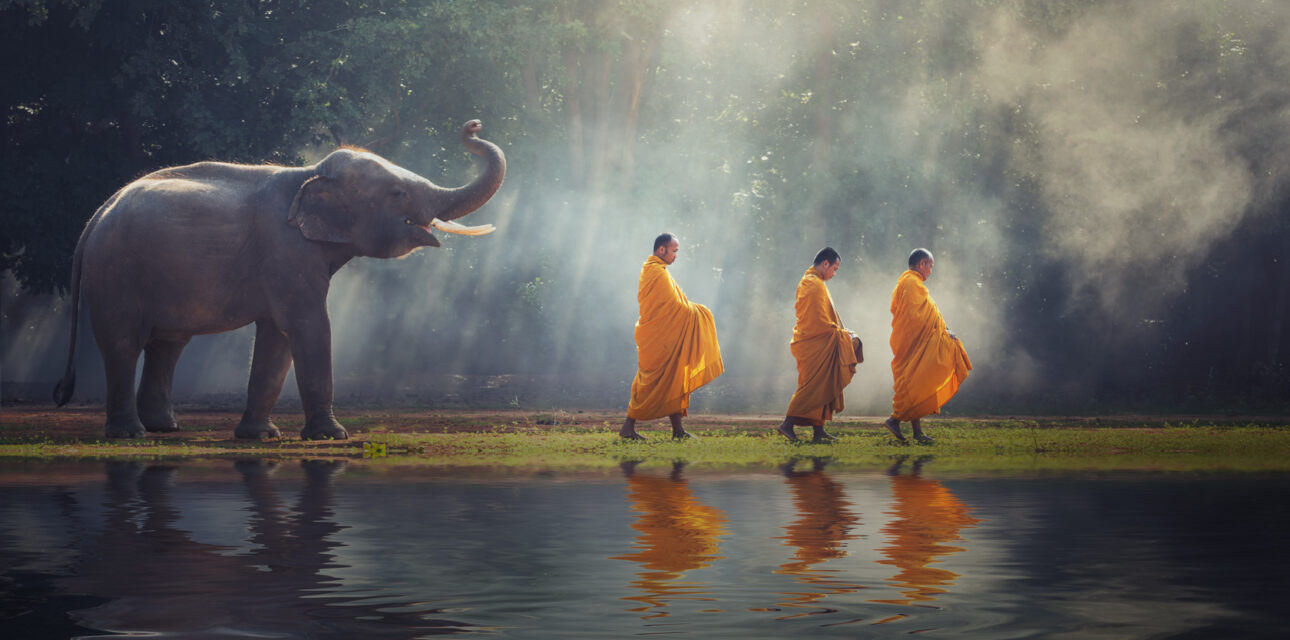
(428, 218, 496, 236)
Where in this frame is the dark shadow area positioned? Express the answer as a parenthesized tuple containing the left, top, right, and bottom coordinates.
(5, 460, 474, 638)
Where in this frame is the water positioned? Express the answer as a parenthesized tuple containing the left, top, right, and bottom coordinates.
(2, 457, 1288, 639)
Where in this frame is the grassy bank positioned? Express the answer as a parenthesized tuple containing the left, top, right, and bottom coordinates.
(336, 422, 1290, 472)
(2, 409, 1288, 472)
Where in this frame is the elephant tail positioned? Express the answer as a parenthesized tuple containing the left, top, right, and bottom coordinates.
(53, 214, 94, 407)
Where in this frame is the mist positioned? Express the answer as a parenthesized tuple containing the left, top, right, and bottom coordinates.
(5, 0, 1289, 414)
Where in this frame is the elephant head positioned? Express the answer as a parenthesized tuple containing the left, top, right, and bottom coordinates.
(287, 120, 506, 258)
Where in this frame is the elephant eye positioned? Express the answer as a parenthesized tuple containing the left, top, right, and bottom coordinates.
(391, 188, 408, 199)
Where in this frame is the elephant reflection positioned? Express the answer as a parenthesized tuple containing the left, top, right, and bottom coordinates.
(610, 461, 729, 619)
(63, 460, 471, 638)
(871, 456, 980, 605)
(773, 458, 864, 616)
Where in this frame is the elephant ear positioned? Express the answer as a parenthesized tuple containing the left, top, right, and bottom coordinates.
(287, 176, 354, 244)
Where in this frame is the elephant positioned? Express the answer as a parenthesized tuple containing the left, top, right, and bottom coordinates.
(52, 120, 505, 440)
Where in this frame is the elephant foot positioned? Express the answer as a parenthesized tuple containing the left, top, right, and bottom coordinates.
(104, 416, 147, 439)
(301, 459, 349, 480)
(234, 459, 281, 478)
(140, 409, 180, 433)
(235, 418, 282, 440)
(300, 416, 349, 441)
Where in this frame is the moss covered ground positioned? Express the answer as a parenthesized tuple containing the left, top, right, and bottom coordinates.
(1, 407, 1287, 472)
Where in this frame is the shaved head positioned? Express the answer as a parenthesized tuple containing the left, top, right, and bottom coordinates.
(653, 233, 680, 265)
(654, 233, 677, 252)
(814, 247, 841, 266)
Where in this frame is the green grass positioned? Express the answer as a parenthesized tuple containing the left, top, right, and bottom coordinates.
(2, 420, 1288, 473)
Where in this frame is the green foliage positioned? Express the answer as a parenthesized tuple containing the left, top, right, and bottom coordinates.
(4, 0, 1289, 408)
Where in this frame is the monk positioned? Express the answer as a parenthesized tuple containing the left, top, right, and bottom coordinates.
(776, 247, 859, 443)
(620, 233, 724, 440)
(885, 248, 972, 444)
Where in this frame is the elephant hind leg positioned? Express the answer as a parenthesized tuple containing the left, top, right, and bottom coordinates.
(97, 335, 146, 439)
(138, 336, 191, 432)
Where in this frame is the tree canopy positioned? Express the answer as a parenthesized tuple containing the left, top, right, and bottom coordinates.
(4, 0, 1289, 411)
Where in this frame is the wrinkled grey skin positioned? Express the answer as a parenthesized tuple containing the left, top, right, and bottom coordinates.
(53, 121, 506, 440)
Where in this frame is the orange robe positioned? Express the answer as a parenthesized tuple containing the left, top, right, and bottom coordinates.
(888, 269, 972, 421)
(872, 474, 979, 604)
(785, 267, 858, 425)
(627, 256, 724, 420)
(610, 472, 728, 617)
(775, 467, 862, 609)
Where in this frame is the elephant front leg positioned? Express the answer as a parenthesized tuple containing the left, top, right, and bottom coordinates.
(235, 321, 291, 440)
(284, 309, 348, 441)
(137, 336, 190, 432)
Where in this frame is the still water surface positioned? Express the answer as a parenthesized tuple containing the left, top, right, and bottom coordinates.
(2, 457, 1287, 638)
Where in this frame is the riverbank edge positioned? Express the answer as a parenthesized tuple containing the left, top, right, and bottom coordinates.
(2, 407, 1288, 471)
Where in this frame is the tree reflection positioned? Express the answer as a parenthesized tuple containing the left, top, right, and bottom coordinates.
(772, 457, 864, 618)
(872, 456, 980, 606)
(610, 460, 729, 619)
(63, 459, 473, 637)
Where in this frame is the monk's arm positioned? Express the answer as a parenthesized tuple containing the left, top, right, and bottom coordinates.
(892, 277, 935, 333)
(798, 279, 841, 335)
(640, 268, 690, 316)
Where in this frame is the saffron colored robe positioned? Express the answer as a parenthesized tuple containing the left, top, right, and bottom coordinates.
(609, 471, 728, 614)
(871, 474, 979, 605)
(627, 256, 724, 420)
(775, 467, 862, 607)
(785, 267, 858, 425)
(888, 269, 972, 421)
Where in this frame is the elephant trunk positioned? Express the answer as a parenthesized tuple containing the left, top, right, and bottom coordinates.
(435, 120, 506, 222)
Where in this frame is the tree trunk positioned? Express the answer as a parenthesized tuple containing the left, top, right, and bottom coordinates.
(562, 47, 585, 187)
(1268, 257, 1290, 369)
(617, 23, 663, 189)
(588, 48, 614, 191)
(811, 12, 835, 174)
(523, 55, 541, 114)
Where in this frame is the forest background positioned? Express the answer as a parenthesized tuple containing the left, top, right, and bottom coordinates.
(3, 0, 1289, 415)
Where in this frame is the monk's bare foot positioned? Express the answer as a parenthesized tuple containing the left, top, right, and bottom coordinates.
(620, 430, 647, 441)
(672, 430, 693, 440)
(913, 432, 935, 445)
(777, 422, 799, 442)
(884, 418, 908, 444)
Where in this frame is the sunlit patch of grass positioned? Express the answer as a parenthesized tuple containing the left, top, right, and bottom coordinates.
(1, 420, 1288, 472)
(318, 423, 1290, 472)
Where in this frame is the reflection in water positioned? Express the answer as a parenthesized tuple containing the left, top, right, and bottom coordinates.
(773, 458, 864, 617)
(64, 459, 472, 638)
(5, 461, 1287, 637)
(611, 461, 729, 619)
(872, 456, 980, 606)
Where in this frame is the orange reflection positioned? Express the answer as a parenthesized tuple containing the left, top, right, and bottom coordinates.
(611, 461, 729, 619)
(773, 458, 864, 616)
(872, 456, 980, 605)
